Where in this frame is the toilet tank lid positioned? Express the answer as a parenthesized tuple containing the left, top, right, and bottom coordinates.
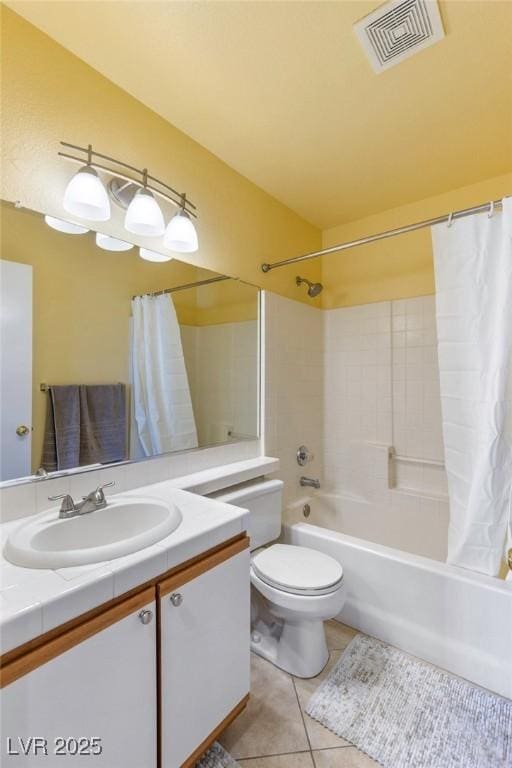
(208, 478, 283, 504)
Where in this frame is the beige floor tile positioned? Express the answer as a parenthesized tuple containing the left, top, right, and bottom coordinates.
(313, 748, 379, 768)
(219, 655, 309, 759)
(294, 651, 349, 749)
(293, 651, 350, 750)
(239, 752, 314, 768)
(324, 621, 358, 651)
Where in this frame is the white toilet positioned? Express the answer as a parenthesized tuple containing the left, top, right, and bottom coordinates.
(210, 478, 346, 678)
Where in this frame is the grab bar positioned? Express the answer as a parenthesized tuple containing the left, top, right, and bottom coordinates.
(390, 450, 445, 469)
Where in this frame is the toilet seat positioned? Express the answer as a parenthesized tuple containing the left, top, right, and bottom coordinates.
(251, 544, 343, 596)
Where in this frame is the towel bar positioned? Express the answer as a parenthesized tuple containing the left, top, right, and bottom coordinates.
(40, 382, 124, 392)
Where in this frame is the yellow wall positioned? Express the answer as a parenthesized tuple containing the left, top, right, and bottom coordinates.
(1, 203, 258, 470)
(0, 8, 321, 303)
(182, 280, 258, 326)
(320, 173, 512, 308)
(2, 8, 511, 318)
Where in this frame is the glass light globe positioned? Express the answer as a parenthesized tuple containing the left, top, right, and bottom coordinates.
(139, 247, 173, 263)
(164, 209, 198, 253)
(44, 215, 89, 234)
(124, 188, 165, 237)
(96, 233, 133, 252)
(63, 166, 111, 221)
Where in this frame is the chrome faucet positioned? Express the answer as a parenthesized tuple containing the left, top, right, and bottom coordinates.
(300, 476, 320, 490)
(49, 482, 115, 520)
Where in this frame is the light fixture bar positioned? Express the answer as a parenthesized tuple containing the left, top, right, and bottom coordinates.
(61, 141, 196, 206)
(59, 142, 197, 217)
(59, 152, 197, 219)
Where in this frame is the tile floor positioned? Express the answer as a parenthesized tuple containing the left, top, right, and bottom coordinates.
(220, 621, 378, 768)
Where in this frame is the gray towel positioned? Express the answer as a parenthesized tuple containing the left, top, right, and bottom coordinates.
(42, 384, 127, 472)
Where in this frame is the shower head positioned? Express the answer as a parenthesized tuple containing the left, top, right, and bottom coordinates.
(307, 282, 323, 298)
(296, 276, 323, 298)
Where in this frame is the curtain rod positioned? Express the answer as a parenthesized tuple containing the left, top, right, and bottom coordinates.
(261, 198, 506, 273)
(132, 274, 230, 300)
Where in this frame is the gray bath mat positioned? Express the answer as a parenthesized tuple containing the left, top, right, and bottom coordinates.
(306, 634, 512, 768)
(197, 742, 239, 768)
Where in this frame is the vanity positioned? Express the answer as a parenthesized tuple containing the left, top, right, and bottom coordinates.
(0, 460, 281, 767)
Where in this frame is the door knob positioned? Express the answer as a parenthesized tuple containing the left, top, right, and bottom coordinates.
(16, 425, 31, 437)
(170, 593, 183, 607)
(139, 609, 153, 625)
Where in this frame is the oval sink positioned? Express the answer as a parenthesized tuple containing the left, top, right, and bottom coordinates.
(4, 495, 182, 569)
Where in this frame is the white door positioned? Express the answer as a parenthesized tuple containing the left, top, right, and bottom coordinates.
(160, 545, 250, 768)
(1, 596, 157, 767)
(0, 259, 33, 481)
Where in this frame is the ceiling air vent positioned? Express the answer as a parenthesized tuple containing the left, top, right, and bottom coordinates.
(354, 0, 445, 73)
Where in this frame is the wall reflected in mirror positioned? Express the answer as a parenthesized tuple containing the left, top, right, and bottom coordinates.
(0, 202, 259, 483)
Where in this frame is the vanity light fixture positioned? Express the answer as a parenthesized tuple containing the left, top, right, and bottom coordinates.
(96, 233, 134, 252)
(125, 186, 165, 238)
(62, 145, 111, 221)
(58, 142, 198, 248)
(164, 197, 199, 253)
(139, 247, 173, 263)
(44, 215, 89, 235)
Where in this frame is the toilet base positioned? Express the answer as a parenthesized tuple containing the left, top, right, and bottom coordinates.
(251, 616, 329, 678)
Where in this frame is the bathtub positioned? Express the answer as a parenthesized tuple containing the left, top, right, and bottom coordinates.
(283, 494, 512, 699)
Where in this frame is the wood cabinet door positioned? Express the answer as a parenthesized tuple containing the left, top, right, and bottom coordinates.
(1, 590, 157, 767)
(159, 540, 250, 768)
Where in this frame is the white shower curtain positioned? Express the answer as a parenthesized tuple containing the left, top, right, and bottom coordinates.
(131, 294, 198, 457)
(431, 197, 512, 576)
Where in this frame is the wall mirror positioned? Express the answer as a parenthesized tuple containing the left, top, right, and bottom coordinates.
(0, 201, 260, 484)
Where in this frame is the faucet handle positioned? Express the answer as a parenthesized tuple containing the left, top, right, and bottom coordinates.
(297, 445, 314, 466)
(48, 493, 76, 514)
(92, 481, 115, 504)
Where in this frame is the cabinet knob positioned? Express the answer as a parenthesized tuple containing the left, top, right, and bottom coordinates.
(170, 593, 183, 607)
(139, 609, 153, 625)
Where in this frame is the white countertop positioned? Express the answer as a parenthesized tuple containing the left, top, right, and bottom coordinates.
(0, 481, 251, 655)
(167, 456, 280, 495)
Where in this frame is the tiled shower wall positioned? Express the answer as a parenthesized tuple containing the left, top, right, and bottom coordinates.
(263, 292, 324, 507)
(323, 300, 392, 498)
(181, 321, 258, 445)
(390, 297, 447, 497)
(324, 296, 448, 499)
(265, 291, 449, 560)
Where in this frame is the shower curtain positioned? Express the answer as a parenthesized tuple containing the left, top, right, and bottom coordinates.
(131, 294, 198, 457)
(431, 197, 512, 577)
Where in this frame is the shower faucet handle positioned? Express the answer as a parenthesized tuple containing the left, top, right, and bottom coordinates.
(297, 445, 314, 467)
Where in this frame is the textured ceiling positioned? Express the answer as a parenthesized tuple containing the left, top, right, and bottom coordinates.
(7, 0, 512, 229)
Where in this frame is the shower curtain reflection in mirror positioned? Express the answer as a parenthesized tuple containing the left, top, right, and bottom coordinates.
(131, 294, 198, 457)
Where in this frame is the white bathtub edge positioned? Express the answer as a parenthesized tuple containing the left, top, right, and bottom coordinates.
(283, 521, 512, 699)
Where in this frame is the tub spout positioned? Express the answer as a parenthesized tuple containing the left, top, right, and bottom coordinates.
(300, 476, 320, 489)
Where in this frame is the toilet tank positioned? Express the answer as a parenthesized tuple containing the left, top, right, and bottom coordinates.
(208, 478, 283, 550)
